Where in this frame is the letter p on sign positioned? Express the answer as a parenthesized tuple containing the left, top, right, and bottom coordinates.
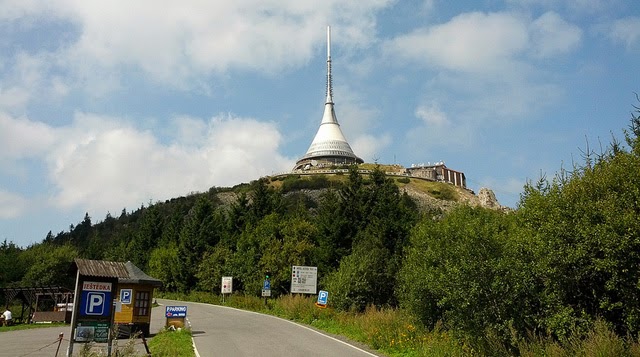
(120, 289, 132, 304)
(85, 292, 105, 315)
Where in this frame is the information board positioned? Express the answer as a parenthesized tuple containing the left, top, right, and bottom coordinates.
(165, 306, 187, 317)
(76, 321, 110, 343)
(291, 266, 317, 294)
(221, 276, 233, 294)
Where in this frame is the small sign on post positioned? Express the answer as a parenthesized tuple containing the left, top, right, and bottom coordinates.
(262, 279, 271, 297)
(221, 276, 233, 303)
(315, 290, 329, 308)
(221, 277, 233, 294)
(291, 266, 318, 294)
(165, 306, 187, 329)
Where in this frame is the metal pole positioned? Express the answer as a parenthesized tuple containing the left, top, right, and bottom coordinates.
(107, 300, 116, 357)
(55, 332, 64, 357)
(142, 334, 151, 356)
(66, 270, 81, 357)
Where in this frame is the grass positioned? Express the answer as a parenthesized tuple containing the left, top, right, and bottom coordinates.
(148, 328, 195, 357)
(0, 322, 66, 332)
(408, 179, 459, 201)
(158, 291, 640, 357)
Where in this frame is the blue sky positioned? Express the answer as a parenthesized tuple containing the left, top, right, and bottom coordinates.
(1, 0, 639, 247)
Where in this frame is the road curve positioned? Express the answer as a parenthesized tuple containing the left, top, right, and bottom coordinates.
(156, 299, 382, 357)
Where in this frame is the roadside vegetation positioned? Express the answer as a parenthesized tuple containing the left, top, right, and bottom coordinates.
(147, 328, 195, 357)
(0, 322, 66, 332)
(2, 99, 640, 356)
(159, 292, 640, 356)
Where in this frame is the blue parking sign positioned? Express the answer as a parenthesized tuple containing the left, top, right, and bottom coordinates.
(81, 291, 111, 316)
(80, 281, 112, 317)
(120, 289, 132, 304)
(317, 290, 329, 306)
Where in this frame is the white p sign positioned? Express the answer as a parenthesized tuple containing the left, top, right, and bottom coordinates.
(120, 289, 132, 304)
(85, 292, 105, 315)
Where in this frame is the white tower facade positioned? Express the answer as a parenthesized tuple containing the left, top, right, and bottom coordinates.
(293, 26, 363, 170)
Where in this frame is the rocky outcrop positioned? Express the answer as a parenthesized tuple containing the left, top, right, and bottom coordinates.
(215, 182, 506, 215)
(477, 187, 501, 209)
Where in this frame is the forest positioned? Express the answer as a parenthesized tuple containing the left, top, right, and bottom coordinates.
(2, 103, 640, 351)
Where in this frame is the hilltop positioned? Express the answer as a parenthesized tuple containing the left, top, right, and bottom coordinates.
(257, 163, 506, 213)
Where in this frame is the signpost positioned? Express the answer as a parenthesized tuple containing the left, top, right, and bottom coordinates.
(67, 271, 118, 357)
(262, 279, 271, 297)
(165, 306, 187, 329)
(165, 306, 187, 317)
(316, 290, 329, 308)
(291, 266, 318, 294)
(221, 276, 233, 303)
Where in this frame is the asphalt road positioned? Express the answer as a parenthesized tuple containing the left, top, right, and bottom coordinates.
(158, 298, 382, 357)
(0, 299, 381, 356)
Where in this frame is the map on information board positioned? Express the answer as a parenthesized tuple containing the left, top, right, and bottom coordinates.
(291, 265, 317, 294)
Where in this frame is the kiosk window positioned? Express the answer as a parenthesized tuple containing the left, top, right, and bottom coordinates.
(134, 291, 150, 316)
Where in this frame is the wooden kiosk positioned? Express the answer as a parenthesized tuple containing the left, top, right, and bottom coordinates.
(113, 261, 162, 337)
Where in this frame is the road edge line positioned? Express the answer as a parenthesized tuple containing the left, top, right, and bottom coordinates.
(185, 317, 201, 357)
(165, 299, 379, 357)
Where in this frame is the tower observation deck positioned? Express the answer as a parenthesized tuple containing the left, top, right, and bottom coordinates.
(293, 26, 363, 170)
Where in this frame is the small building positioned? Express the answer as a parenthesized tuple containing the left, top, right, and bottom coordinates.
(406, 162, 467, 188)
(0, 286, 74, 324)
(113, 261, 162, 337)
(72, 259, 162, 338)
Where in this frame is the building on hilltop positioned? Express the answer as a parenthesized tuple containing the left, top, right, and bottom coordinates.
(293, 26, 363, 171)
(406, 162, 467, 188)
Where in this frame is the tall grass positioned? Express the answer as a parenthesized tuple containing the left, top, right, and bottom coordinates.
(158, 292, 640, 356)
(148, 328, 195, 357)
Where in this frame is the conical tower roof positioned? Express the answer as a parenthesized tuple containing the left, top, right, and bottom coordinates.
(294, 26, 363, 170)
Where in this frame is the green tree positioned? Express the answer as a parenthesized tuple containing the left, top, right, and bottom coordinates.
(129, 205, 163, 269)
(195, 245, 233, 292)
(259, 216, 316, 296)
(0, 240, 25, 285)
(19, 243, 78, 287)
(148, 243, 182, 292)
(177, 196, 218, 291)
(518, 145, 640, 337)
(398, 206, 535, 346)
(323, 229, 391, 311)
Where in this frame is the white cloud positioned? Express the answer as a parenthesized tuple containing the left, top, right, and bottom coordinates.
(530, 12, 582, 57)
(0, 111, 293, 218)
(168, 115, 210, 147)
(505, 0, 614, 14)
(385, 12, 529, 73)
(385, 9, 572, 141)
(415, 103, 449, 126)
(0, 190, 28, 219)
(2, 0, 393, 90)
(332, 83, 380, 139)
(0, 86, 30, 111)
(47, 112, 293, 212)
(609, 17, 640, 49)
(351, 133, 392, 163)
(0, 112, 55, 159)
(385, 11, 581, 73)
(404, 108, 475, 159)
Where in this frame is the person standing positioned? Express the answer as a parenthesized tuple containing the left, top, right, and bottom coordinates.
(2, 308, 12, 326)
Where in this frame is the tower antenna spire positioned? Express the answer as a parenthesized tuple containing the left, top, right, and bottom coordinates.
(326, 25, 333, 104)
(293, 25, 362, 170)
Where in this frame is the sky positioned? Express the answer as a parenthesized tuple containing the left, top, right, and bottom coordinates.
(1, 0, 639, 248)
